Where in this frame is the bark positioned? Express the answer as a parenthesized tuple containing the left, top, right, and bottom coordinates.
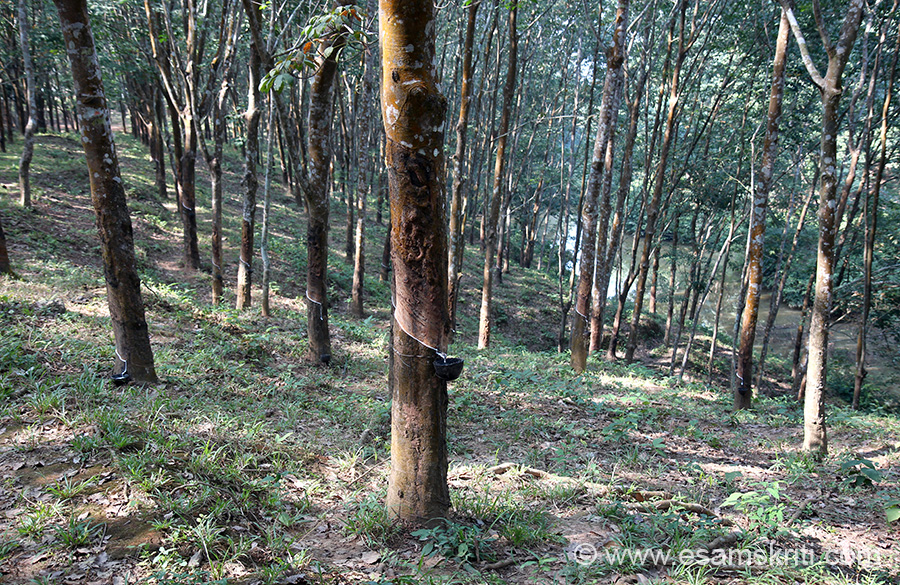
(208, 18, 239, 305)
(18, 0, 36, 208)
(649, 245, 659, 315)
(382, 0, 451, 524)
(781, 0, 865, 456)
(236, 44, 261, 309)
(380, 228, 391, 282)
(589, 1, 630, 354)
(664, 221, 679, 346)
(571, 0, 629, 372)
(209, 81, 227, 304)
(735, 10, 790, 410)
(152, 89, 168, 201)
(855, 12, 899, 409)
(478, 2, 517, 350)
(0, 218, 11, 275)
(53, 0, 157, 384)
(305, 28, 342, 364)
(304, 3, 351, 365)
(261, 100, 274, 317)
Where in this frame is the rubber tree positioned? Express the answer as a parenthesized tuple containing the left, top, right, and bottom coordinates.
(53, 0, 158, 384)
(447, 0, 479, 330)
(381, 0, 452, 523)
(779, 0, 865, 456)
(478, 1, 517, 350)
(144, 0, 232, 271)
(570, 0, 629, 372)
(236, 36, 262, 309)
(17, 0, 36, 208)
(350, 0, 378, 319)
(734, 9, 790, 410)
(303, 3, 353, 365)
(855, 9, 899, 409)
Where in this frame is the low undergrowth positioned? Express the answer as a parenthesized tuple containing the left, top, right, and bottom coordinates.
(0, 133, 898, 584)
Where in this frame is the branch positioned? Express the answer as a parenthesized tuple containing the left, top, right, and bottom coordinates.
(812, 0, 835, 56)
(779, 1, 826, 89)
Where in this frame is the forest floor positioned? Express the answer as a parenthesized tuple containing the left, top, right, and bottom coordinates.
(0, 131, 898, 585)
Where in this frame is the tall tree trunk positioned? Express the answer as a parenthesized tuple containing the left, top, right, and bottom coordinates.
(152, 89, 168, 201)
(604, 42, 651, 360)
(178, 115, 200, 270)
(589, 1, 630, 354)
(781, 0, 865, 456)
(478, 2, 517, 350)
(571, 0, 629, 372)
(305, 4, 350, 364)
(735, 9, 790, 410)
(382, 0, 451, 524)
(649, 245, 659, 315)
(351, 0, 377, 319)
(664, 220, 679, 345)
(261, 99, 275, 317)
(236, 46, 261, 309)
(53, 0, 157, 383)
(17, 0, 36, 208)
(855, 12, 899, 409)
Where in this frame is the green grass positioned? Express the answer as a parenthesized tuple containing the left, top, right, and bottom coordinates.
(0, 132, 898, 584)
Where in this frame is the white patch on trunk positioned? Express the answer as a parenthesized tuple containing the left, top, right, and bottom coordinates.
(386, 105, 399, 126)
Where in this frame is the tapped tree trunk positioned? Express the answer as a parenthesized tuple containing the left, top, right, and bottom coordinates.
(735, 10, 790, 410)
(53, 0, 157, 384)
(381, 0, 451, 524)
(478, 2, 517, 350)
(305, 3, 351, 364)
(781, 0, 865, 456)
(236, 47, 261, 309)
(18, 0, 36, 208)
